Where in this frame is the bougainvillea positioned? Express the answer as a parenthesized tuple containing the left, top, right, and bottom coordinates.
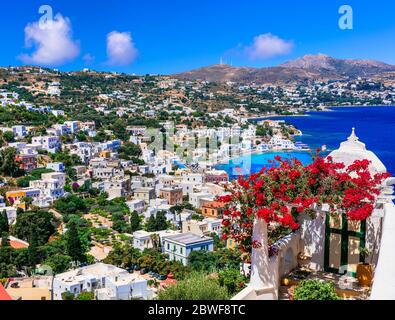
(218, 155, 390, 258)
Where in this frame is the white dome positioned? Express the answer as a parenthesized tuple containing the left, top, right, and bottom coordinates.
(328, 128, 387, 174)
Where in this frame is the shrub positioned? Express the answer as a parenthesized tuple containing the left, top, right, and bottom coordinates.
(76, 292, 95, 300)
(218, 269, 246, 295)
(62, 291, 75, 300)
(157, 272, 229, 300)
(294, 280, 340, 300)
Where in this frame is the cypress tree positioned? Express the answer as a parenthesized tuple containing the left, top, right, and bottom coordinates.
(0, 210, 9, 234)
(146, 215, 157, 232)
(66, 221, 85, 263)
(130, 211, 141, 232)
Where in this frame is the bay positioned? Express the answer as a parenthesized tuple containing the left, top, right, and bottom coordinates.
(216, 106, 395, 179)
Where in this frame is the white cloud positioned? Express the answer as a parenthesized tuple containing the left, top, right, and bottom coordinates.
(19, 14, 80, 66)
(106, 31, 138, 66)
(83, 53, 95, 65)
(245, 33, 293, 60)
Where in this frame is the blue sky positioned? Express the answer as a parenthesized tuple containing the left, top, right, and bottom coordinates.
(1, 0, 395, 74)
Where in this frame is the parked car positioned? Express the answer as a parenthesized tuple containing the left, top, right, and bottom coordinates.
(140, 268, 148, 275)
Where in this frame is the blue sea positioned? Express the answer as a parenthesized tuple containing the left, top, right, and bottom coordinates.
(216, 106, 395, 179)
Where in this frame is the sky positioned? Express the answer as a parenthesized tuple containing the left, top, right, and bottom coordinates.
(1, 0, 395, 74)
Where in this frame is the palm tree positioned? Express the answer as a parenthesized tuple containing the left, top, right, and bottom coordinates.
(150, 233, 161, 251)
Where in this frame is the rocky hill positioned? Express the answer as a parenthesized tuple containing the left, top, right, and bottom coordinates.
(173, 54, 395, 84)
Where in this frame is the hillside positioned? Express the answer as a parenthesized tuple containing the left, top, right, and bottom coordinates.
(173, 54, 395, 84)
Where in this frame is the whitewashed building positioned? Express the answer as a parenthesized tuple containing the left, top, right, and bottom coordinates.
(53, 263, 152, 300)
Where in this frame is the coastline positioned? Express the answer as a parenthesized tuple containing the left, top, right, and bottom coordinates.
(247, 105, 395, 121)
(246, 114, 309, 121)
(211, 148, 312, 167)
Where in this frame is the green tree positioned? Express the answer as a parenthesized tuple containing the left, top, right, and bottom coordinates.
(1, 232, 10, 247)
(112, 212, 128, 233)
(130, 211, 141, 232)
(3, 131, 15, 143)
(54, 195, 87, 217)
(76, 292, 95, 300)
(118, 142, 142, 160)
(146, 215, 157, 232)
(66, 221, 86, 263)
(0, 210, 9, 234)
(103, 244, 142, 269)
(155, 211, 168, 231)
(0, 147, 23, 177)
(62, 291, 75, 300)
(44, 254, 72, 274)
(27, 233, 39, 270)
(188, 250, 218, 273)
(112, 119, 128, 141)
(157, 272, 229, 300)
(218, 268, 246, 295)
(13, 210, 56, 246)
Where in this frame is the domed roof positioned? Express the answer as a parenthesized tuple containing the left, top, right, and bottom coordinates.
(328, 128, 387, 174)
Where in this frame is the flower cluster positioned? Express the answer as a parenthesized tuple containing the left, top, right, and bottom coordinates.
(219, 155, 390, 256)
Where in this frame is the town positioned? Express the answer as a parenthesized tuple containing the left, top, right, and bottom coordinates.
(0, 64, 395, 301)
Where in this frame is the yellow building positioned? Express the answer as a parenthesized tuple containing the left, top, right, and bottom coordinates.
(5, 189, 40, 210)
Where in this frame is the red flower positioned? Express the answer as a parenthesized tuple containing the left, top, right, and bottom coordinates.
(218, 195, 233, 203)
(218, 156, 389, 261)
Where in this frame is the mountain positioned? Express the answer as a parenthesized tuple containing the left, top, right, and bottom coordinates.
(172, 64, 255, 83)
(173, 54, 395, 84)
(281, 54, 395, 77)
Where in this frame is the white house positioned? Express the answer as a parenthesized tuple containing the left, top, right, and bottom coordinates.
(162, 232, 214, 266)
(31, 136, 61, 153)
(125, 199, 146, 214)
(182, 217, 222, 237)
(29, 172, 66, 207)
(46, 162, 65, 172)
(133, 229, 180, 251)
(53, 263, 152, 300)
(12, 125, 27, 138)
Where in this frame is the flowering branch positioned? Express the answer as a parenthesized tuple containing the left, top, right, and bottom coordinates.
(218, 155, 390, 257)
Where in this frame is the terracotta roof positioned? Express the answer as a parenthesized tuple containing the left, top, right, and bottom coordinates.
(0, 283, 12, 300)
(202, 201, 225, 208)
(160, 278, 177, 288)
(10, 240, 29, 249)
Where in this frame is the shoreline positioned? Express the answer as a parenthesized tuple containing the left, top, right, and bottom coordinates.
(211, 148, 312, 167)
(246, 114, 309, 121)
(247, 104, 395, 120)
(185, 105, 395, 169)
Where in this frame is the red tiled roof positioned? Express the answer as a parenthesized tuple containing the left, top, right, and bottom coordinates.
(0, 283, 12, 301)
(160, 278, 177, 288)
(202, 201, 225, 208)
(10, 240, 29, 249)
